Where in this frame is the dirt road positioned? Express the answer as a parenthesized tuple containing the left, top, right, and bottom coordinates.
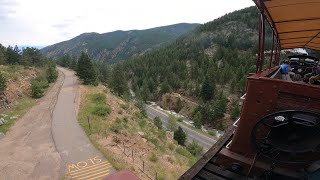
(0, 71, 64, 180)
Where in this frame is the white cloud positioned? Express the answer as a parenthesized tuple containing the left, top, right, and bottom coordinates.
(0, 0, 254, 46)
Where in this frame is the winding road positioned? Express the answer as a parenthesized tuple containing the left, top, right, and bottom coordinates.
(146, 106, 216, 152)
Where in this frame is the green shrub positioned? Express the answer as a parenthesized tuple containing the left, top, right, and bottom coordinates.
(149, 153, 158, 162)
(90, 93, 106, 104)
(31, 76, 48, 98)
(120, 103, 129, 110)
(154, 116, 162, 129)
(31, 80, 44, 98)
(46, 64, 58, 83)
(123, 117, 128, 123)
(0, 72, 6, 94)
(186, 141, 203, 157)
(157, 130, 166, 141)
(176, 147, 193, 158)
(208, 130, 216, 137)
(91, 104, 111, 116)
(168, 143, 175, 151)
(110, 123, 122, 133)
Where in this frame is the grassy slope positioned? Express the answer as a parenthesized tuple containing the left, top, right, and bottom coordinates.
(78, 86, 199, 180)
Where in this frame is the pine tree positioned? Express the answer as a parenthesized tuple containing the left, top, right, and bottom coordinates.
(77, 52, 97, 85)
(110, 64, 128, 96)
(193, 111, 202, 129)
(46, 64, 58, 83)
(213, 93, 228, 120)
(0, 44, 7, 65)
(6, 46, 21, 65)
(174, 126, 186, 146)
(200, 76, 215, 102)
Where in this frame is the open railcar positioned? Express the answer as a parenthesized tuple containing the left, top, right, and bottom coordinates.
(181, 0, 320, 179)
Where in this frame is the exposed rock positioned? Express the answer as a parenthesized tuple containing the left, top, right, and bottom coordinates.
(0, 114, 8, 117)
(138, 132, 144, 137)
(10, 116, 18, 120)
(0, 118, 5, 126)
(142, 138, 147, 143)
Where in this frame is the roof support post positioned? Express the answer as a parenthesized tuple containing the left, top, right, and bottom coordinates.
(256, 0, 266, 73)
(269, 32, 275, 68)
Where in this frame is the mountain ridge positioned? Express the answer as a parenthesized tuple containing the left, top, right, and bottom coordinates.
(41, 23, 199, 63)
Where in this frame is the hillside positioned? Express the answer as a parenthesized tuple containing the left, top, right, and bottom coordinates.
(78, 85, 200, 179)
(117, 6, 271, 130)
(41, 23, 199, 63)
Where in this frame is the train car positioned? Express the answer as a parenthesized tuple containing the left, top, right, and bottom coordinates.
(181, 0, 320, 179)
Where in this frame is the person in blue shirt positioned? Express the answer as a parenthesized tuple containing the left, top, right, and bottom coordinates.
(280, 60, 290, 80)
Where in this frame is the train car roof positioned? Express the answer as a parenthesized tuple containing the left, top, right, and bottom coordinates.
(253, 0, 320, 51)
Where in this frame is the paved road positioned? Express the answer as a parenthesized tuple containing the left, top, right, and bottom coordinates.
(145, 105, 216, 152)
(52, 67, 114, 179)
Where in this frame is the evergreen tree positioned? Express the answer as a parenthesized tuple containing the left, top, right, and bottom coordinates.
(231, 102, 240, 120)
(0, 72, 6, 94)
(70, 57, 78, 70)
(6, 45, 21, 64)
(154, 117, 162, 129)
(193, 111, 202, 129)
(46, 64, 58, 83)
(174, 126, 186, 146)
(200, 76, 215, 102)
(77, 52, 97, 85)
(213, 93, 228, 120)
(0, 44, 7, 65)
(110, 64, 128, 96)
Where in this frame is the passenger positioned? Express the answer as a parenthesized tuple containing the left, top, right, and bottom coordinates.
(280, 60, 290, 80)
(309, 64, 320, 84)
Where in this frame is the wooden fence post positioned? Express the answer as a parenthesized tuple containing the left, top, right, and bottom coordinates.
(87, 116, 91, 132)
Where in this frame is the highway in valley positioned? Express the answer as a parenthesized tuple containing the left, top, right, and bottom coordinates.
(145, 105, 216, 152)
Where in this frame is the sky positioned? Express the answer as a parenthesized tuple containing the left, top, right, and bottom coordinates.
(0, 0, 254, 47)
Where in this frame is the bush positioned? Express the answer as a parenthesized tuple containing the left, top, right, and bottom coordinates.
(120, 103, 129, 110)
(31, 75, 48, 98)
(186, 141, 203, 157)
(0, 72, 6, 94)
(90, 93, 106, 104)
(154, 116, 162, 129)
(110, 119, 123, 133)
(31, 80, 44, 98)
(91, 104, 111, 116)
(208, 130, 217, 137)
(168, 115, 178, 131)
(149, 153, 158, 162)
(46, 64, 58, 83)
(168, 143, 175, 151)
(176, 147, 193, 158)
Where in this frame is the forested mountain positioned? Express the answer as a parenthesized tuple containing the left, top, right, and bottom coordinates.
(41, 23, 199, 63)
(124, 6, 267, 98)
(116, 6, 271, 129)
